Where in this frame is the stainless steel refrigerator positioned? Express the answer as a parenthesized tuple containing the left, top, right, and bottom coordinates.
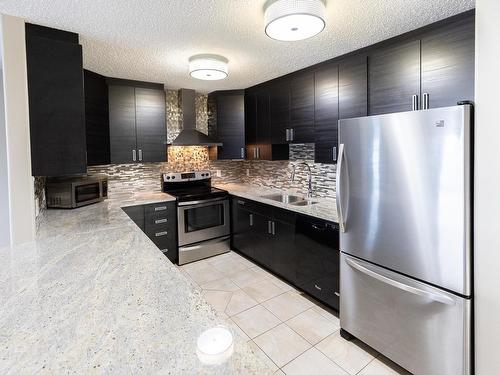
(337, 105, 472, 375)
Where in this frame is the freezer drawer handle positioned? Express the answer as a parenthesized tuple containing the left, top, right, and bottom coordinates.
(345, 257, 455, 305)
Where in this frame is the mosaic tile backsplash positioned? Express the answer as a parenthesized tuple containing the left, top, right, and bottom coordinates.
(87, 143, 336, 201)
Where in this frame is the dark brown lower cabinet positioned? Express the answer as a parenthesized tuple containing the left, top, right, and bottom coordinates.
(231, 197, 340, 310)
(123, 201, 177, 263)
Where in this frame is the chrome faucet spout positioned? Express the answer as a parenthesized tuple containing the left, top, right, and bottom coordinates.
(291, 162, 313, 198)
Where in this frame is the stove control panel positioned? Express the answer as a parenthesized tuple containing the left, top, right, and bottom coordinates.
(162, 170, 211, 182)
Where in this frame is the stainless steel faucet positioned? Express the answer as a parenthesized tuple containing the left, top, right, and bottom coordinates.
(290, 162, 313, 198)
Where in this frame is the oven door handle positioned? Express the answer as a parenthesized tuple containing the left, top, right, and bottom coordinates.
(177, 196, 228, 206)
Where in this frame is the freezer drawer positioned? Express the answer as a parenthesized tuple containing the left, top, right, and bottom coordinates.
(340, 253, 471, 375)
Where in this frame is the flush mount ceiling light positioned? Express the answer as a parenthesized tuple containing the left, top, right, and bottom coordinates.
(264, 0, 326, 41)
(189, 54, 228, 80)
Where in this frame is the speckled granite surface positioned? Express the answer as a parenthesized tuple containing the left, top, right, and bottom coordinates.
(0, 191, 272, 374)
(215, 183, 338, 223)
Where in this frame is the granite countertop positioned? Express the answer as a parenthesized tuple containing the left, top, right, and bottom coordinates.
(0, 191, 272, 374)
(215, 183, 338, 223)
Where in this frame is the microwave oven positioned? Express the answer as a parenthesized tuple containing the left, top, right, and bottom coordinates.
(46, 175, 108, 209)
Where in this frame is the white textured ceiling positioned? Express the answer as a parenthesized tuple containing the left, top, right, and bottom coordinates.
(0, 0, 474, 93)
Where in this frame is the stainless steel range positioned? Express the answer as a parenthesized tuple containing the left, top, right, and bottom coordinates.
(161, 171, 230, 265)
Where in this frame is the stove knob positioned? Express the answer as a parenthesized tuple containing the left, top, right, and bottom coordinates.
(172, 176, 176, 179)
(166, 176, 170, 180)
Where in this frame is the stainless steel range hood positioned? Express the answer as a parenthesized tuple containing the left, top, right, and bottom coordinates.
(171, 89, 222, 146)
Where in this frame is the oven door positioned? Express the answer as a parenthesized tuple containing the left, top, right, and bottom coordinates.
(177, 197, 230, 246)
(72, 181, 103, 207)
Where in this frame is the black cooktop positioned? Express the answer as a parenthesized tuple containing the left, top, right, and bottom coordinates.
(165, 186, 228, 202)
(161, 171, 228, 203)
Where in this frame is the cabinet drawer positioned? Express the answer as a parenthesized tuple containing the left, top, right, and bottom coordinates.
(301, 275, 339, 311)
(233, 198, 272, 218)
(144, 201, 175, 215)
(145, 210, 176, 233)
(147, 228, 174, 243)
(273, 207, 296, 225)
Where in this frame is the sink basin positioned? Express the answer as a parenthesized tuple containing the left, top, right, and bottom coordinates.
(261, 193, 303, 203)
(291, 200, 319, 206)
(260, 193, 318, 206)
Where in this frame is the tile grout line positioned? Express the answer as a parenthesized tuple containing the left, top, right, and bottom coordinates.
(251, 337, 286, 372)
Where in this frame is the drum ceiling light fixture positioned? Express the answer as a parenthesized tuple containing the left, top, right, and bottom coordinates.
(189, 54, 228, 80)
(264, 0, 326, 42)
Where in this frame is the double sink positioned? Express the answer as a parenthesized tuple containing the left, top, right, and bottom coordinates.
(260, 193, 319, 207)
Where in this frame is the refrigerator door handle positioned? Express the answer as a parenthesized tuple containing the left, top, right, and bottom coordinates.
(345, 257, 455, 305)
(336, 143, 347, 232)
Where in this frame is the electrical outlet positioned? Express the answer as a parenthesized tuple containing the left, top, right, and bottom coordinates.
(246, 169, 250, 176)
(216, 170, 222, 177)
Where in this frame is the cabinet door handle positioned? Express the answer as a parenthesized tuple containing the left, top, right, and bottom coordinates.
(423, 93, 429, 110)
(155, 218, 168, 224)
(286, 128, 290, 141)
(138, 149, 143, 161)
(237, 200, 245, 205)
(132, 149, 137, 161)
(257, 147, 260, 159)
(412, 95, 419, 111)
(253, 147, 257, 159)
(155, 231, 168, 237)
(332, 146, 337, 162)
(155, 206, 167, 211)
(315, 284, 322, 290)
(249, 213, 254, 227)
(290, 128, 294, 141)
(271, 221, 276, 235)
(240, 147, 245, 158)
(334, 291, 340, 297)
(311, 224, 326, 231)
(268, 220, 272, 234)
(161, 248, 169, 253)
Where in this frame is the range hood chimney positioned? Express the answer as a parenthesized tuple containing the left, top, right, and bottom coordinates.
(171, 88, 222, 146)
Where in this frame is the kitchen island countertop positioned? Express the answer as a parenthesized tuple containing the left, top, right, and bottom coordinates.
(0, 190, 272, 374)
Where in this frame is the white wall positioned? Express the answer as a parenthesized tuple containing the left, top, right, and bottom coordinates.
(0, 69, 9, 248)
(0, 14, 35, 245)
(475, 0, 500, 373)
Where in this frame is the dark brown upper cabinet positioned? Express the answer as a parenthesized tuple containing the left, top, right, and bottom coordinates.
(241, 11, 473, 163)
(290, 71, 315, 143)
(135, 88, 167, 163)
(339, 55, 368, 120)
(369, 39, 421, 115)
(84, 70, 110, 166)
(25, 24, 86, 176)
(369, 13, 475, 115)
(270, 80, 290, 144)
(245, 88, 289, 161)
(108, 80, 166, 164)
(314, 63, 339, 164)
(420, 16, 475, 109)
(244, 91, 257, 147)
(208, 90, 246, 160)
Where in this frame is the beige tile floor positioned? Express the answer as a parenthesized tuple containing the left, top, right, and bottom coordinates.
(178, 251, 411, 375)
